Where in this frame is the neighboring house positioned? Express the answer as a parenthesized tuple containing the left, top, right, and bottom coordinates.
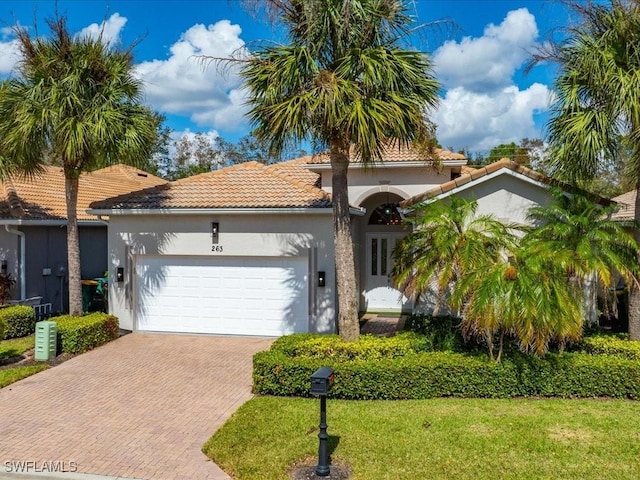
(611, 190, 636, 225)
(0, 165, 165, 311)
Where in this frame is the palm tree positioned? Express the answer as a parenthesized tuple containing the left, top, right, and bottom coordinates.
(0, 17, 158, 315)
(392, 197, 516, 317)
(452, 249, 583, 360)
(239, 0, 440, 341)
(533, 0, 640, 339)
(524, 190, 639, 310)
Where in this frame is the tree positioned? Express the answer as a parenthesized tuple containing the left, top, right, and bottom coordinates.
(237, 0, 440, 341)
(524, 190, 638, 295)
(394, 192, 637, 360)
(486, 142, 529, 165)
(0, 17, 158, 315)
(392, 197, 516, 316)
(533, 0, 640, 339)
(452, 248, 583, 360)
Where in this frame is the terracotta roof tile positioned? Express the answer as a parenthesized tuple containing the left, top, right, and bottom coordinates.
(303, 144, 465, 164)
(91, 161, 332, 210)
(0, 164, 167, 221)
(401, 159, 609, 208)
(611, 190, 636, 221)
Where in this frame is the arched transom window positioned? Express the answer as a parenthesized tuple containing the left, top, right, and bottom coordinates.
(368, 203, 403, 225)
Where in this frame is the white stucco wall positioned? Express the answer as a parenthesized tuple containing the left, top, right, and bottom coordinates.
(454, 173, 552, 226)
(107, 212, 336, 333)
(319, 167, 453, 207)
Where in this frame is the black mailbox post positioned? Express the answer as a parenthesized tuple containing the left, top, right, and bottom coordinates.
(310, 367, 334, 477)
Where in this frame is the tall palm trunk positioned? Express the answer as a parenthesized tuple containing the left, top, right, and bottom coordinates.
(65, 174, 83, 316)
(628, 182, 640, 340)
(330, 140, 359, 342)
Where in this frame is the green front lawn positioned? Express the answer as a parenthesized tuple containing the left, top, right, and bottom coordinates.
(204, 396, 640, 480)
(0, 335, 43, 388)
(0, 364, 48, 388)
(0, 335, 34, 361)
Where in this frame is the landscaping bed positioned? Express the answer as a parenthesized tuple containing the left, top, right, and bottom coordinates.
(254, 325, 640, 399)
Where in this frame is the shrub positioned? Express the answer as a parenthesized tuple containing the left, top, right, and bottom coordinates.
(403, 314, 463, 351)
(254, 339, 640, 399)
(582, 334, 640, 360)
(0, 305, 36, 339)
(270, 332, 431, 361)
(54, 312, 119, 354)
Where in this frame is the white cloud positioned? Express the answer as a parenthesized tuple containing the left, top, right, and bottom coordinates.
(432, 8, 551, 152)
(77, 13, 127, 44)
(434, 83, 551, 152)
(433, 8, 538, 92)
(135, 20, 248, 132)
(0, 38, 20, 74)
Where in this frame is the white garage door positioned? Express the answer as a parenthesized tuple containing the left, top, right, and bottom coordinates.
(135, 255, 309, 336)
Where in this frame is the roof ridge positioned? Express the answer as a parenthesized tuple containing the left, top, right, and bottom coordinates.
(3, 177, 24, 218)
(172, 161, 262, 185)
(264, 163, 331, 200)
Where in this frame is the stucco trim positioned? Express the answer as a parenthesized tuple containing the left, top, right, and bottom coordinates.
(411, 169, 550, 205)
(88, 207, 366, 217)
(353, 186, 410, 207)
(306, 160, 467, 171)
(0, 219, 104, 226)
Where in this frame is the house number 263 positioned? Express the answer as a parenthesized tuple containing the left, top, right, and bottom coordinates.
(211, 245, 223, 252)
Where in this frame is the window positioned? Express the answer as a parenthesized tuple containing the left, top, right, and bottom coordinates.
(368, 204, 403, 225)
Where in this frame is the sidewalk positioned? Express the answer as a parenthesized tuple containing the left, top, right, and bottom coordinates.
(0, 472, 141, 480)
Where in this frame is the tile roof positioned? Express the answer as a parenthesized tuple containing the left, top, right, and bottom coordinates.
(401, 158, 610, 208)
(303, 144, 465, 165)
(90, 161, 332, 210)
(0, 164, 166, 221)
(265, 157, 321, 188)
(611, 190, 636, 221)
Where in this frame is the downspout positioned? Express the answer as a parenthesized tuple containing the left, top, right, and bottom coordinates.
(5, 225, 25, 301)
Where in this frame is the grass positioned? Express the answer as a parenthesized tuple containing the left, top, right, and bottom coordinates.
(204, 396, 640, 480)
(0, 364, 48, 388)
(0, 335, 34, 361)
(0, 335, 45, 388)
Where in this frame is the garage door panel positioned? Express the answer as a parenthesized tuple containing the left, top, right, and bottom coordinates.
(136, 255, 309, 336)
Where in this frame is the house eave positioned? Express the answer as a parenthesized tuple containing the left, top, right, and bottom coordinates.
(88, 206, 366, 217)
(305, 160, 467, 171)
(88, 206, 368, 216)
(0, 218, 104, 226)
(412, 168, 550, 205)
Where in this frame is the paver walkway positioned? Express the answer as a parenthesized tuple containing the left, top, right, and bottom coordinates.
(360, 314, 405, 336)
(0, 333, 273, 480)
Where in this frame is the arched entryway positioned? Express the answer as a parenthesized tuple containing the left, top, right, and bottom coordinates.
(354, 192, 412, 313)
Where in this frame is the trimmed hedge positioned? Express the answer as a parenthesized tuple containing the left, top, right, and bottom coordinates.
(582, 334, 640, 360)
(270, 332, 431, 360)
(0, 305, 36, 339)
(254, 335, 640, 399)
(54, 312, 119, 354)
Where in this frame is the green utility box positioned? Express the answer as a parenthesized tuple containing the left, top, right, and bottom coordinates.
(34, 321, 57, 361)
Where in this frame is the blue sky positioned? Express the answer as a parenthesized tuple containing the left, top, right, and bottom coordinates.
(0, 0, 574, 155)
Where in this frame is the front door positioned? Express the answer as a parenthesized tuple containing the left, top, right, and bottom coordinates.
(363, 233, 409, 312)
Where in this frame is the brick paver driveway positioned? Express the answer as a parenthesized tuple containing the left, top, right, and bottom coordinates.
(0, 333, 273, 480)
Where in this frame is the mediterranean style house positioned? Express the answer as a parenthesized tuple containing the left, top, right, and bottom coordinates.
(88, 147, 577, 337)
